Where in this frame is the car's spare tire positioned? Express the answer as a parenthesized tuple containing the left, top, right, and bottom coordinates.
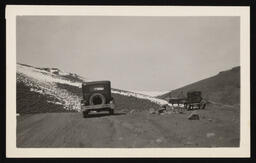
(89, 93, 106, 105)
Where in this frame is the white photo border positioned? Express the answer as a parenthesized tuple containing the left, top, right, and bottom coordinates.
(6, 5, 250, 158)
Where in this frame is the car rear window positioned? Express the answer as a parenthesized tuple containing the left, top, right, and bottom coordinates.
(89, 86, 105, 91)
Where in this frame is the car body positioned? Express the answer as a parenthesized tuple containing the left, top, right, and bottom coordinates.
(81, 80, 115, 117)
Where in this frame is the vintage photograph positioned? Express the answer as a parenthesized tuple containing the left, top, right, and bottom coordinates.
(6, 6, 250, 157)
(16, 15, 240, 148)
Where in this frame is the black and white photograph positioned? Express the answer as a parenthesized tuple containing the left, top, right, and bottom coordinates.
(6, 6, 250, 157)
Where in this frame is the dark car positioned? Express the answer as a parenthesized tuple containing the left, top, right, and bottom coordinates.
(81, 81, 115, 117)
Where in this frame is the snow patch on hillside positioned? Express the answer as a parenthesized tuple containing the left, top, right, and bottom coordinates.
(58, 71, 70, 76)
(17, 64, 82, 111)
(130, 90, 170, 97)
(17, 64, 82, 88)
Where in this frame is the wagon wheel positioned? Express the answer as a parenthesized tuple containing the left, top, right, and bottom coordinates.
(187, 104, 191, 110)
(200, 101, 206, 109)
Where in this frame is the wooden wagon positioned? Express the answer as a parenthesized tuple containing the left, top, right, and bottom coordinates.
(185, 91, 206, 110)
(168, 91, 207, 110)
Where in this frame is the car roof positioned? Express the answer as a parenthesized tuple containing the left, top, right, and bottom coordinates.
(82, 80, 111, 86)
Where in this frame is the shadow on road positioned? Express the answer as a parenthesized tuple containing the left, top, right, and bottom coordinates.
(84, 112, 126, 118)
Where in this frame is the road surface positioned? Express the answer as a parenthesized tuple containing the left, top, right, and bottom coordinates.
(17, 104, 239, 148)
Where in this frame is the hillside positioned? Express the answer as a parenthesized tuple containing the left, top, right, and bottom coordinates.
(16, 63, 163, 114)
(158, 66, 240, 106)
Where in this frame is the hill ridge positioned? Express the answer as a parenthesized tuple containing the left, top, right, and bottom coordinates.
(158, 66, 240, 106)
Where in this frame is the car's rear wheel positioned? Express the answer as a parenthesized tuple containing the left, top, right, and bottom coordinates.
(89, 93, 106, 105)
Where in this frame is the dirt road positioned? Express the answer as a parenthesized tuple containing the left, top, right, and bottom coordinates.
(17, 105, 240, 148)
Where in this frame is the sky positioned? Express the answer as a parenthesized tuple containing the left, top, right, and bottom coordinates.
(17, 16, 240, 92)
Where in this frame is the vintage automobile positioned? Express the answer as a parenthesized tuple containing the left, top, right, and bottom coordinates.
(81, 81, 115, 118)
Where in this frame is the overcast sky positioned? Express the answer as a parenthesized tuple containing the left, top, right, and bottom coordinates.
(17, 16, 240, 91)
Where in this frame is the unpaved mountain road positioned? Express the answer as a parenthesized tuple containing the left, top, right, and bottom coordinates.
(17, 105, 240, 148)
